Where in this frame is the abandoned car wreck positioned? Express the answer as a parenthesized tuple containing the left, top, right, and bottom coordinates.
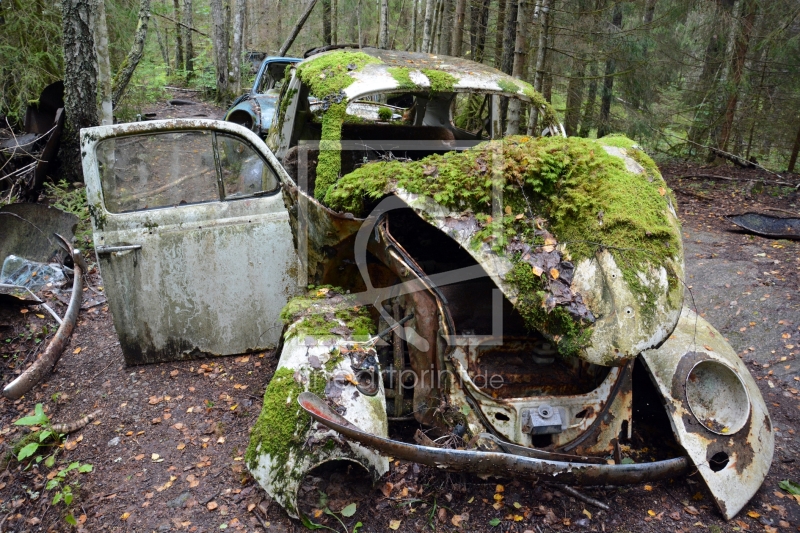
(79, 48, 773, 522)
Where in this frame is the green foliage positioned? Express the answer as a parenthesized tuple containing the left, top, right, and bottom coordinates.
(0, 0, 63, 123)
(43, 180, 94, 250)
(12, 404, 92, 525)
(301, 495, 360, 533)
(377, 106, 393, 121)
(780, 479, 800, 495)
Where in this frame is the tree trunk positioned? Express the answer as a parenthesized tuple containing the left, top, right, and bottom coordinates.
(111, 0, 150, 107)
(564, 56, 586, 136)
(596, 1, 622, 138)
(379, 0, 389, 48)
(469, 0, 491, 62)
(578, 60, 598, 137)
(439, 0, 453, 55)
(787, 121, 800, 173)
(451, 0, 466, 56)
(278, 0, 317, 56)
(172, 0, 184, 70)
(332, 0, 337, 44)
(506, 0, 527, 135)
(152, 14, 171, 75)
(95, 0, 113, 126)
(183, 0, 194, 72)
(209, 0, 229, 101)
(494, 0, 507, 67)
(422, 0, 435, 53)
(323, 0, 332, 46)
(717, 0, 757, 153)
(411, 0, 418, 51)
(643, 0, 656, 24)
(60, 0, 99, 181)
(527, 0, 552, 134)
(232, 0, 245, 95)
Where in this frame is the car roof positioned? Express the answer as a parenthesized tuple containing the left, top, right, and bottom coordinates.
(297, 47, 546, 103)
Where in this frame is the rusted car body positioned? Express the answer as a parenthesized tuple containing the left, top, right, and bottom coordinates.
(80, 48, 773, 521)
(225, 56, 301, 136)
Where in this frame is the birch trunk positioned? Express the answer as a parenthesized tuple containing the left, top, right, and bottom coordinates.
(506, 0, 527, 135)
(421, 0, 434, 53)
(527, 0, 552, 134)
(172, 0, 183, 70)
(379, 0, 389, 48)
(111, 0, 151, 107)
(232, 0, 245, 95)
(94, 0, 113, 125)
(183, 0, 194, 72)
(439, 0, 453, 55)
(451, 0, 466, 57)
(60, 0, 99, 181)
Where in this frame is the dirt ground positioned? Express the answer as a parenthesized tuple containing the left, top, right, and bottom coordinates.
(1, 113, 799, 532)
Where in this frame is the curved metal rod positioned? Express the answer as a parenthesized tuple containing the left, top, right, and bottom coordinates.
(3, 235, 86, 400)
(298, 391, 690, 485)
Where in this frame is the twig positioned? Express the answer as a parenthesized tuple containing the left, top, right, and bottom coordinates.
(253, 507, 270, 530)
(200, 490, 221, 505)
(163, 86, 202, 92)
(151, 12, 208, 37)
(551, 484, 609, 511)
(675, 173, 798, 188)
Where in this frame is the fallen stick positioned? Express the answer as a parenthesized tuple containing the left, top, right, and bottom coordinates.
(52, 409, 102, 435)
(674, 174, 799, 188)
(2, 235, 86, 400)
(551, 484, 610, 511)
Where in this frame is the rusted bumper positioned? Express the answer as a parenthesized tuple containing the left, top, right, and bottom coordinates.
(298, 391, 690, 485)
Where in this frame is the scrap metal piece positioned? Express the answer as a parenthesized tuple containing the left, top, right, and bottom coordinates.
(0, 284, 42, 306)
(0, 203, 78, 264)
(521, 404, 563, 435)
(640, 307, 774, 520)
(298, 391, 690, 485)
(3, 235, 85, 399)
(725, 212, 800, 240)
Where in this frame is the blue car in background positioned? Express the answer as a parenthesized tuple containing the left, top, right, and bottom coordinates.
(225, 56, 301, 137)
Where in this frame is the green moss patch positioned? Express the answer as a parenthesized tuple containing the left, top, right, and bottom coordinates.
(281, 286, 376, 342)
(324, 135, 680, 353)
(388, 67, 416, 90)
(421, 69, 457, 95)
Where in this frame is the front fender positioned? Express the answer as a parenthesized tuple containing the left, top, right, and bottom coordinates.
(640, 307, 773, 519)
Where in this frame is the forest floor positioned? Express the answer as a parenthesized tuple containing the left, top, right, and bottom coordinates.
(0, 102, 799, 532)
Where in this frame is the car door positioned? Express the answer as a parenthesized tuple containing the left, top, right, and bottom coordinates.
(81, 119, 300, 364)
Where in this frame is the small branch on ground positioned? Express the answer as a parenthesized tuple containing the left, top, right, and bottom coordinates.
(550, 484, 610, 511)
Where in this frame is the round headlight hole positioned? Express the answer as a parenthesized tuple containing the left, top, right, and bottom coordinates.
(709, 452, 729, 472)
(685, 360, 750, 435)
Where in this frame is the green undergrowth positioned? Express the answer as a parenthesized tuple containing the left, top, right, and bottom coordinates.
(324, 135, 681, 351)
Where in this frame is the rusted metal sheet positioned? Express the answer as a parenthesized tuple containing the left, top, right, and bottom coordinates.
(80, 120, 301, 364)
(640, 307, 774, 520)
(298, 391, 690, 484)
(725, 212, 800, 240)
(0, 203, 78, 264)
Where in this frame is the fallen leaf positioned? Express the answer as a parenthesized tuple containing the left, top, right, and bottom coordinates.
(177, 443, 186, 450)
(207, 501, 218, 511)
(703, 345, 713, 352)
(644, 485, 653, 491)
(549, 268, 560, 280)
(187, 474, 199, 488)
(389, 519, 401, 530)
(647, 510, 656, 517)
(692, 491, 703, 500)
(170, 370, 179, 377)
(746, 510, 760, 518)
(451, 514, 464, 527)
(684, 505, 699, 516)
(247, 503, 256, 512)
(64, 439, 77, 451)
(35, 313, 45, 319)
(121, 512, 130, 520)
(134, 454, 145, 461)
(73, 347, 81, 354)
(658, 186, 666, 196)
(381, 482, 394, 497)
(582, 509, 592, 520)
(149, 396, 162, 405)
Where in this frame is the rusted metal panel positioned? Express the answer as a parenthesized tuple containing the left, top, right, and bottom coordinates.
(725, 212, 800, 240)
(80, 119, 301, 364)
(299, 391, 690, 485)
(640, 307, 774, 520)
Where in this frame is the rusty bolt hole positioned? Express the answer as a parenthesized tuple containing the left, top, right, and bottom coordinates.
(494, 412, 510, 421)
(709, 452, 729, 472)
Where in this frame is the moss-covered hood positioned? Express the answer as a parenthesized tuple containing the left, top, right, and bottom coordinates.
(324, 135, 684, 365)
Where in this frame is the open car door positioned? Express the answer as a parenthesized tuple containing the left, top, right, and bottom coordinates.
(81, 119, 300, 364)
